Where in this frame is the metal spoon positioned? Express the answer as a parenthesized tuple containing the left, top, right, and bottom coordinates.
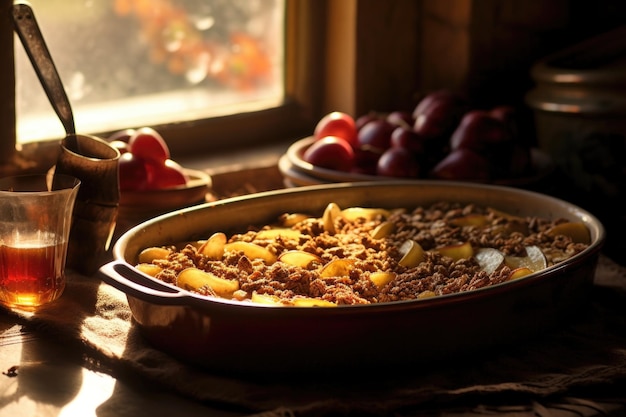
(12, 0, 79, 153)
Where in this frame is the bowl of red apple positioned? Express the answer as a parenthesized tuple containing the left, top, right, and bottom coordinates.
(108, 127, 211, 232)
(280, 90, 554, 188)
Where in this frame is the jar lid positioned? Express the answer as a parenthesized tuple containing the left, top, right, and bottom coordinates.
(526, 26, 626, 115)
(530, 26, 626, 87)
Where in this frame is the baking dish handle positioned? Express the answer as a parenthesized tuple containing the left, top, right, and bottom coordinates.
(98, 261, 191, 305)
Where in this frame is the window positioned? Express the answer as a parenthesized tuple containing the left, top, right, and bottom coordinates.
(3, 1, 425, 169)
(0, 0, 327, 165)
(15, 0, 285, 144)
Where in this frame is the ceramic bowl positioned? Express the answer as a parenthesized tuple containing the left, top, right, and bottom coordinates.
(284, 136, 555, 188)
(99, 181, 604, 376)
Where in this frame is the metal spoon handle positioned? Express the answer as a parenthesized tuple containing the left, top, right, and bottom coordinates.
(12, 1, 78, 151)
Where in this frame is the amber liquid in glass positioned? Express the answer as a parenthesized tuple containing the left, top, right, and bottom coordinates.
(0, 240, 67, 309)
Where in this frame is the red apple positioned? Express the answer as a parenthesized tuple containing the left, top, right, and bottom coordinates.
(146, 159, 189, 189)
(355, 112, 382, 131)
(490, 104, 536, 148)
(412, 90, 456, 118)
(128, 127, 170, 162)
(390, 126, 425, 154)
(449, 110, 517, 177)
(450, 110, 513, 152)
(357, 119, 395, 153)
(377, 147, 420, 178)
(412, 90, 469, 142)
(430, 148, 491, 181)
(386, 111, 414, 129)
(352, 147, 381, 175)
(314, 111, 358, 147)
(489, 105, 517, 125)
(303, 136, 355, 172)
(118, 152, 150, 191)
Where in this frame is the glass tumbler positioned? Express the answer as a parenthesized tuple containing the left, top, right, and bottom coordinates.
(0, 173, 80, 310)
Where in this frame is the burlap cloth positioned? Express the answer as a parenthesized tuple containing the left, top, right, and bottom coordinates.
(3, 254, 626, 416)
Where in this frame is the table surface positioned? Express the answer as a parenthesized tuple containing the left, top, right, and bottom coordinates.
(2, 306, 626, 417)
(0, 314, 244, 417)
(2, 164, 626, 417)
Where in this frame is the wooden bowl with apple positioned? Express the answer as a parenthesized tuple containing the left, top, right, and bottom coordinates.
(109, 127, 211, 235)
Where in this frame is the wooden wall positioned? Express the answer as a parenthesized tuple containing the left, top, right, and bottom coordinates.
(327, 0, 626, 116)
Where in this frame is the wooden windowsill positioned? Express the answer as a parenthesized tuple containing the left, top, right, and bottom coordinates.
(178, 140, 291, 200)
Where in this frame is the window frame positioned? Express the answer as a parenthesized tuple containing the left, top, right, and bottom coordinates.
(0, 0, 326, 171)
(1, 0, 426, 175)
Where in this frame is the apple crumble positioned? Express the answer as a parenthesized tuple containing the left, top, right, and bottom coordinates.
(134, 202, 591, 306)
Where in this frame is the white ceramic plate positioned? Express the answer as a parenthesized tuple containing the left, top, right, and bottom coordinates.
(286, 136, 555, 187)
(278, 154, 332, 187)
